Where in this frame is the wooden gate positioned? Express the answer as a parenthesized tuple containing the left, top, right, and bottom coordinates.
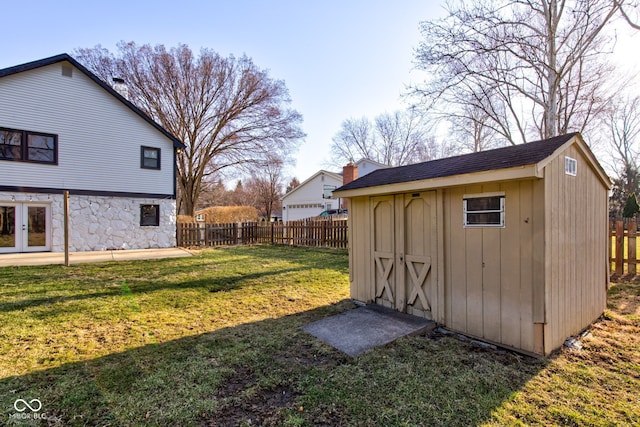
(371, 192, 438, 319)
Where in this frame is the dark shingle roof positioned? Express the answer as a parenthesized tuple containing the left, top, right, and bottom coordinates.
(336, 133, 578, 192)
(0, 54, 185, 149)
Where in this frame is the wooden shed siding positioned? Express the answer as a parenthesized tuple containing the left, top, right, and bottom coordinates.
(0, 63, 175, 195)
(542, 145, 608, 354)
(348, 196, 371, 302)
(443, 181, 539, 353)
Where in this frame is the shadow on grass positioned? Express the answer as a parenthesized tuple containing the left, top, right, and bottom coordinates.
(0, 266, 308, 314)
(0, 301, 547, 426)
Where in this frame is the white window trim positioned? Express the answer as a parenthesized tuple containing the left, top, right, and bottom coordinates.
(463, 192, 505, 228)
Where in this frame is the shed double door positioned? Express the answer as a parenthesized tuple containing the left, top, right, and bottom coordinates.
(371, 192, 437, 319)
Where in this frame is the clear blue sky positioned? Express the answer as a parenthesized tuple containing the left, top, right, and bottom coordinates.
(2, 1, 638, 183)
(0, 1, 445, 183)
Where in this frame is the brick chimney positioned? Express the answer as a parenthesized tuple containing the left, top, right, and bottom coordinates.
(342, 162, 358, 185)
(341, 162, 358, 210)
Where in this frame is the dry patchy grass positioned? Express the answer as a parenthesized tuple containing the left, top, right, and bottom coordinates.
(1, 247, 638, 426)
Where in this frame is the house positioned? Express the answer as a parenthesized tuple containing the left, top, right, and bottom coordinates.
(354, 158, 388, 177)
(281, 159, 389, 222)
(281, 170, 343, 222)
(333, 133, 611, 356)
(0, 54, 184, 253)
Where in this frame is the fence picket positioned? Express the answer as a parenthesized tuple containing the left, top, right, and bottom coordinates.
(609, 219, 640, 276)
(177, 218, 348, 249)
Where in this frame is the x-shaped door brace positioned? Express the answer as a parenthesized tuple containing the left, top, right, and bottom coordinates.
(374, 251, 394, 300)
(405, 255, 431, 311)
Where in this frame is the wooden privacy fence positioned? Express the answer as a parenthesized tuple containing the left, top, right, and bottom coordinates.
(610, 219, 640, 275)
(177, 218, 348, 249)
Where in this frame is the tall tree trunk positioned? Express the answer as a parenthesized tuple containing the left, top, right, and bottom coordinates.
(545, 0, 559, 139)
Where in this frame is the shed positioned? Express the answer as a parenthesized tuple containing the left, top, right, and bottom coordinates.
(333, 133, 611, 356)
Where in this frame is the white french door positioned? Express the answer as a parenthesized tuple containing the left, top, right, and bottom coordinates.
(0, 203, 51, 253)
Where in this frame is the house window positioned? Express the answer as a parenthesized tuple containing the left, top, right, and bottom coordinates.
(140, 204, 160, 226)
(565, 156, 577, 176)
(0, 127, 57, 164)
(463, 194, 505, 227)
(141, 146, 161, 169)
(323, 185, 336, 199)
(27, 133, 56, 163)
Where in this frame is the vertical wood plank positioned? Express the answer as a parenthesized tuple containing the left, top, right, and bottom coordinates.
(532, 179, 546, 324)
(615, 220, 624, 276)
(500, 181, 523, 350)
(436, 189, 446, 324)
(448, 187, 467, 332)
(395, 194, 406, 312)
(465, 185, 484, 338)
(629, 221, 637, 275)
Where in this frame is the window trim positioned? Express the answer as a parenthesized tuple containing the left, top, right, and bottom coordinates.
(140, 146, 161, 170)
(463, 192, 505, 228)
(140, 204, 160, 226)
(0, 127, 58, 165)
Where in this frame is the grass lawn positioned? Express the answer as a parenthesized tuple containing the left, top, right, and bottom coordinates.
(1, 245, 639, 426)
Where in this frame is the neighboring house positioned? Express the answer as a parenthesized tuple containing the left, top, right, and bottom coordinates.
(281, 160, 389, 223)
(281, 170, 343, 222)
(334, 133, 611, 356)
(0, 54, 184, 253)
(354, 158, 388, 177)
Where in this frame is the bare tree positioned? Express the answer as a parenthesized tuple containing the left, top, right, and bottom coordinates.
(330, 109, 433, 167)
(285, 177, 301, 194)
(608, 95, 640, 173)
(606, 95, 640, 217)
(74, 42, 304, 215)
(245, 156, 285, 220)
(413, 0, 636, 146)
(616, 0, 640, 29)
(196, 177, 230, 210)
(448, 100, 505, 153)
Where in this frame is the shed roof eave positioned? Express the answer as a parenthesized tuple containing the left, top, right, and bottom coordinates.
(333, 164, 539, 198)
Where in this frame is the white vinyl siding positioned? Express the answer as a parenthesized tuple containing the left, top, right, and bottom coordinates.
(0, 62, 175, 195)
(282, 171, 343, 222)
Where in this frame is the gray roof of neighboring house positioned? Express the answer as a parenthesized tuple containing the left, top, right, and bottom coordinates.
(335, 133, 578, 192)
(0, 53, 185, 149)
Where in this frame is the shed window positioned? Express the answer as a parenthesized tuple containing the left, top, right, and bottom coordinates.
(565, 156, 577, 176)
(463, 194, 505, 227)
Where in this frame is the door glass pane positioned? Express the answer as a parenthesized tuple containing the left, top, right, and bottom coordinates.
(27, 206, 46, 247)
(0, 206, 16, 247)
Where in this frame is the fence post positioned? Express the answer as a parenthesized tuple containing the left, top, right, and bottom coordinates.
(269, 221, 274, 244)
(615, 220, 624, 275)
(322, 220, 327, 247)
(629, 220, 637, 275)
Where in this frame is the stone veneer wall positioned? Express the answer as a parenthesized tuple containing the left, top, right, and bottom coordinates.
(0, 192, 176, 252)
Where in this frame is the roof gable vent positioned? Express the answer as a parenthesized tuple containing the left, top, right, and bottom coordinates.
(61, 64, 72, 77)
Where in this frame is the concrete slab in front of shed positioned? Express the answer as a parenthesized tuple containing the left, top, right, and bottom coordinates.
(302, 304, 435, 357)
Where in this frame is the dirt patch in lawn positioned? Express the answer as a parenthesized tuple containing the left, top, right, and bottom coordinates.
(207, 366, 296, 426)
(211, 386, 296, 426)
